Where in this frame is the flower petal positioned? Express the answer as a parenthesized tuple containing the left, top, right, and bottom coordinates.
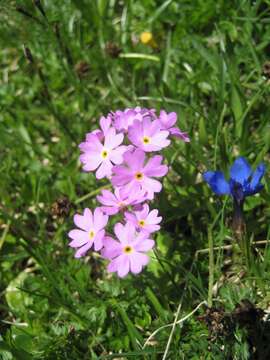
(102, 237, 122, 259)
(123, 149, 145, 171)
(79, 152, 102, 171)
(74, 241, 93, 258)
(230, 157, 252, 185)
(73, 209, 92, 231)
(96, 160, 113, 179)
(68, 230, 89, 247)
(133, 239, 155, 252)
(93, 230, 105, 251)
(249, 163, 265, 192)
(203, 171, 230, 195)
(117, 255, 130, 277)
(130, 252, 149, 274)
(105, 128, 124, 150)
(93, 208, 108, 231)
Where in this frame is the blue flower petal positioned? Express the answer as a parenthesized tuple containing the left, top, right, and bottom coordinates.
(249, 163, 265, 192)
(229, 157, 252, 185)
(203, 171, 231, 195)
(244, 184, 264, 196)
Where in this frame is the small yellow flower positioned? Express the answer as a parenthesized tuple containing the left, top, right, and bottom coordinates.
(140, 32, 157, 48)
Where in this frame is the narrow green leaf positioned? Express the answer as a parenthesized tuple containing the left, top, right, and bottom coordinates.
(115, 304, 143, 350)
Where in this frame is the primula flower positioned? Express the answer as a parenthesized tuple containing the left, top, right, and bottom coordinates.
(113, 107, 157, 132)
(102, 222, 155, 277)
(112, 149, 168, 200)
(128, 117, 170, 152)
(79, 127, 127, 179)
(68, 208, 108, 258)
(203, 157, 265, 203)
(97, 187, 146, 215)
(125, 204, 162, 234)
(158, 110, 190, 142)
(113, 108, 144, 132)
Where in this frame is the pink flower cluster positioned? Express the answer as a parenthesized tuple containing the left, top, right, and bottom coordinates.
(68, 107, 189, 277)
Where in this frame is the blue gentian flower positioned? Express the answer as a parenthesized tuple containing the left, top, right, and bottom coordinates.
(203, 157, 265, 204)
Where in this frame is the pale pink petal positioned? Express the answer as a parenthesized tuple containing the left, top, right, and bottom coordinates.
(144, 161, 168, 178)
(128, 120, 143, 147)
(151, 131, 170, 148)
(110, 146, 127, 165)
(114, 223, 126, 244)
(170, 127, 190, 142)
(84, 133, 103, 150)
(107, 254, 125, 274)
(93, 230, 105, 251)
(117, 255, 130, 277)
(68, 230, 89, 247)
(139, 204, 149, 219)
(159, 110, 177, 128)
(143, 224, 160, 233)
(142, 117, 154, 135)
(92, 129, 104, 141)
(147, 209, 162, 224)
(129, 252, 149, 274)
(100, 206, 119, 215)
(79, 141, 98, 152)
(73, 211, 92, 231)
(143, 177, 162, 193)
(102, 237, 122, 259)
(97, 190, 117, 206)
(123, 149, 145, 171)
(111, 166, 133, 186)
(100, 116, 112, 135)
(96, 160, 113, 179)
(93, 208, 108, 231)
(80, 152, 102, 171)
(104, 128, 124, 149)
(124, 212, 137, 225)
(74, 241, 93, 258)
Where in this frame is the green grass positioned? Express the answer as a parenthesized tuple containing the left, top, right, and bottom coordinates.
(0, 0, 270, 359)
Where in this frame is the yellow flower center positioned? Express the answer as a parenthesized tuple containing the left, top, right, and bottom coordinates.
(101, 149, 109, 159)
(140, 32, 153, 44)
(123, 245, 133, 254)
(89, 230, 95, 239)
(138, 220, 145, 227)
(142, 136, 150, 144)
(135, 172, 144, 181)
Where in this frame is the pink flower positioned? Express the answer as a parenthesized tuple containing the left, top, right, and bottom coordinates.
(112, 149, 168, 200)
(158, 110, 190, 142)
(97, 187, 147, 215)
(128, 117, 170, 152)
(125, 204, 161, 234)
(79, 127, 127, 179)
(68, 208, 108, 258)
(113, 108, 143, 132)
(102, 222, 155, 277)
(113, 107, 158, 132)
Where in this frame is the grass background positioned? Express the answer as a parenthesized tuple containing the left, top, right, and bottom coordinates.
(0, 0, 270, 358)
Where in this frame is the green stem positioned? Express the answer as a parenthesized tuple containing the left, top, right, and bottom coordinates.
(75, 184, 111, 204)
(208, 226, 214, 308)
